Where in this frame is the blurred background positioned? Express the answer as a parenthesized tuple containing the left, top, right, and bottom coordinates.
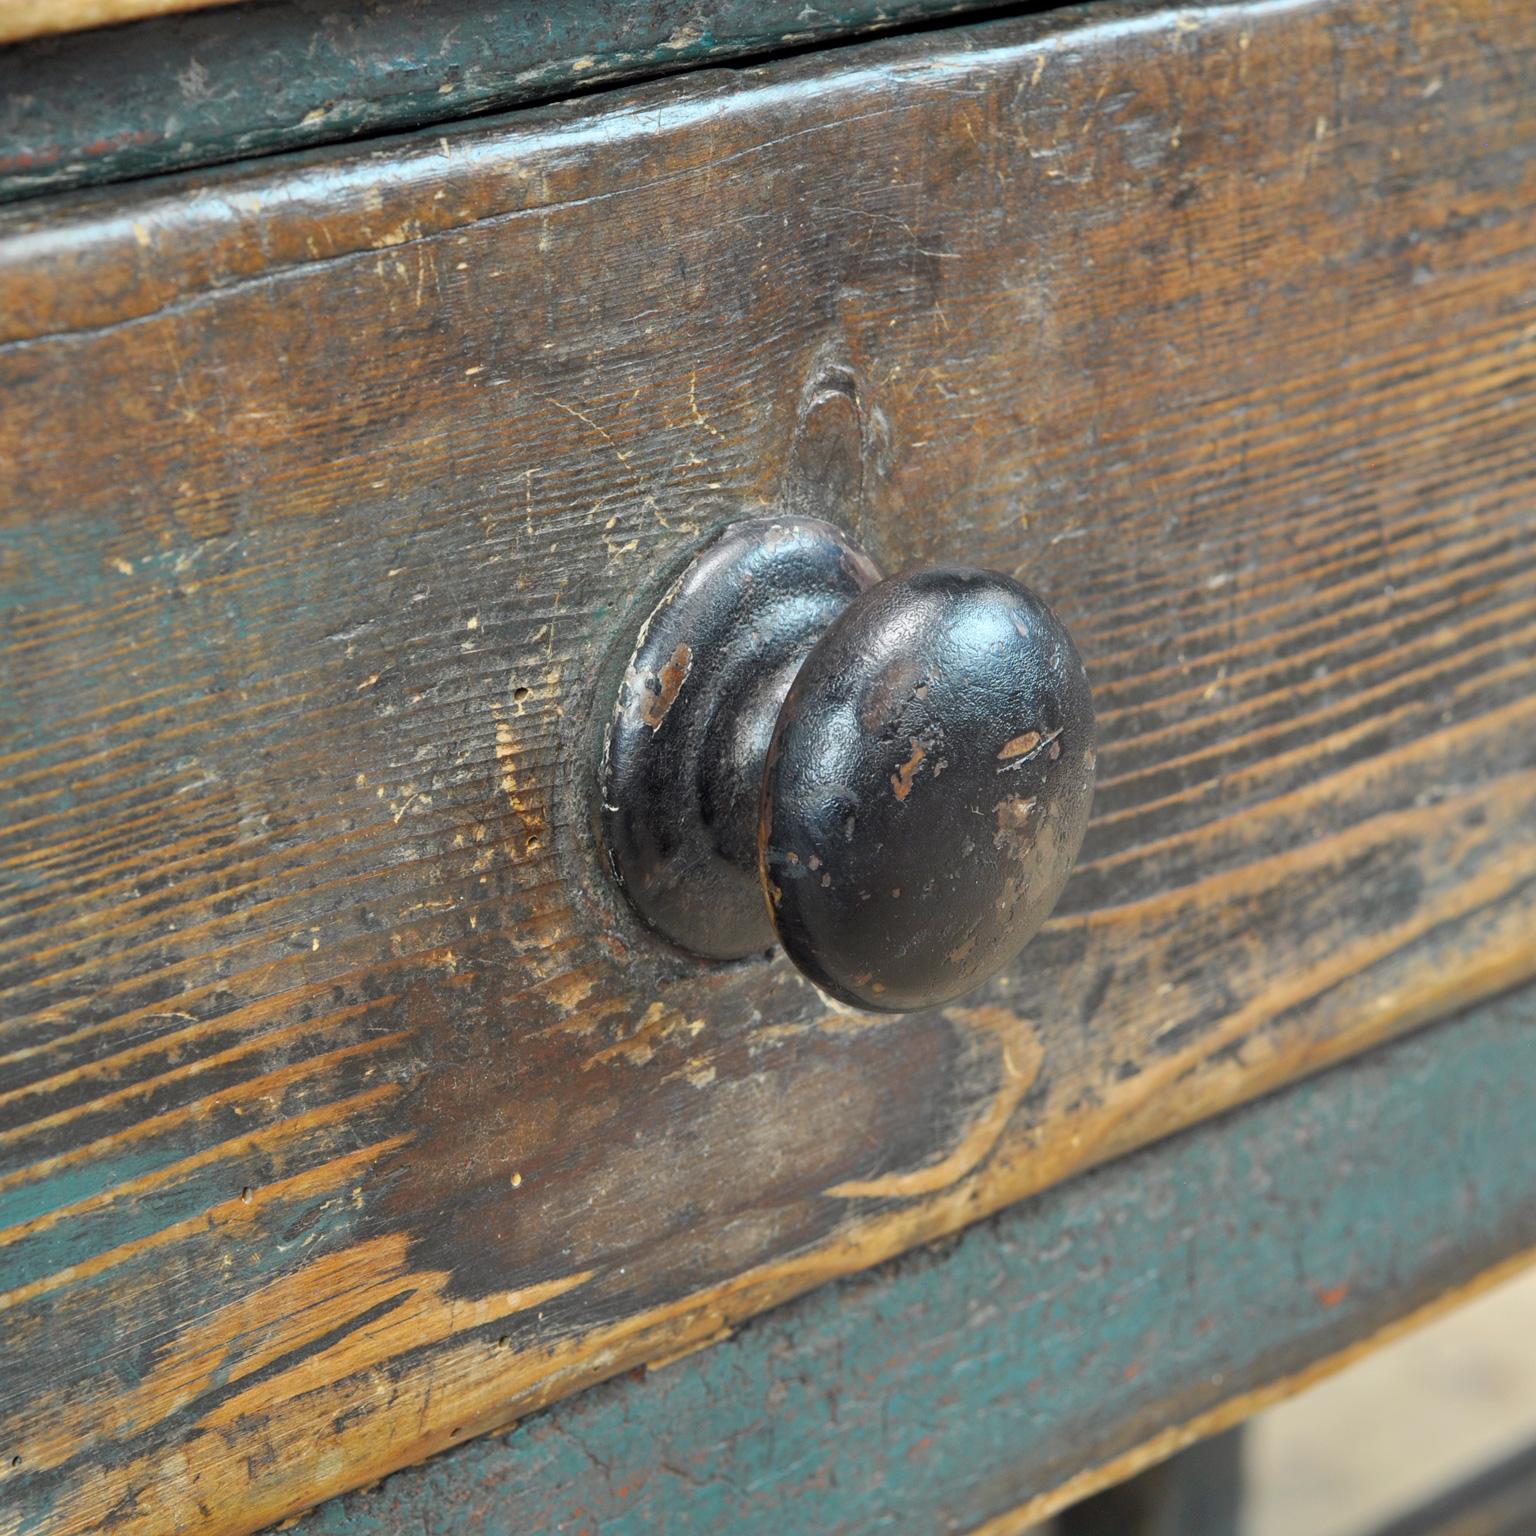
(1035, 1264, 1536, 1535)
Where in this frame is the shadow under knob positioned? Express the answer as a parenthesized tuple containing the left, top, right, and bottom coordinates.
(595, 517, 1095, 1013)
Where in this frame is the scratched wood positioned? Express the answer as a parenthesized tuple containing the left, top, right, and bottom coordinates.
(301, 987, 1536, 1536)
(0, 0, 1533, 1530)
(0, 0, 974, 201)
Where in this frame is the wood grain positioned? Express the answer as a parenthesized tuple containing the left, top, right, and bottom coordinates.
(1, 0, 1533, 1529)
(0, 0, 972, 203)
(301, 988, 1536, 1536)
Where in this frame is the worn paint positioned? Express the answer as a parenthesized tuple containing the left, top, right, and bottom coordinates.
(638, 644, 692, 732)
(0, 0, 978, 203)
(998, 729, 1042, 759)
(2, 1, 1534, 1531)
(890, 738, 927, 800)
(302, 992, 1536, 1535)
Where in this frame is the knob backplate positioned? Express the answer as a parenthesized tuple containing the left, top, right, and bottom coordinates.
(597, 516, 881, 961)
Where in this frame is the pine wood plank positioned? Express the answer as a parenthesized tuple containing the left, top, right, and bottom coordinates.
(303, 989, 1536, 1536)
(0, 0, 972, 200)
(1, 0, 1533, 1529)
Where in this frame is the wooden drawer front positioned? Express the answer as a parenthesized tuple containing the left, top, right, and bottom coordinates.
(312, 994, 1536, 1535)
(2, 0, 1533, 1530)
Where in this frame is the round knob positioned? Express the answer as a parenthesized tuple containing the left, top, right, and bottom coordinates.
(595, 518, 1095, 1013)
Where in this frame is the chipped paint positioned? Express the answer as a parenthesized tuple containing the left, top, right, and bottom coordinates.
(997, 726, 1061, 771)
(639, 643, 692, 731)
(890, 739, 926, 801)
(997, 730, 1040, 760)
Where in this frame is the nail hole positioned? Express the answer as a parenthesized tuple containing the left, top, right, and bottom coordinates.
(513, 686, 530, 701)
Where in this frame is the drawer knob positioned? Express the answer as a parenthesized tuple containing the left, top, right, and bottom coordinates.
(597, 517, 1095, 1012)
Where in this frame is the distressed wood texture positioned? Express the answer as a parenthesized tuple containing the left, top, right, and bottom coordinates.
(1, 0, 1534, 1529)
(300, 987, 1536, 1536)
(0, 0, 975, 202)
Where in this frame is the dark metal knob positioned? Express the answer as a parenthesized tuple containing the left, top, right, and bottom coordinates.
(596, 517, 1095, 1013)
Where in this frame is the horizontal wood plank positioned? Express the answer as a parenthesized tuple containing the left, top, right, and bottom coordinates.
(1, 0, 1534, 1529)
(304, 987, 1536, 1536)
(0, 0, 973, 201)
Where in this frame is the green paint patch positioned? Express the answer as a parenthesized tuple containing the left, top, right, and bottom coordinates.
(304, 990, 1536, 1535)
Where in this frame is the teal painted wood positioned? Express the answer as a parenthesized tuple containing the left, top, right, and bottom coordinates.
(0, 0, 978, 204)
(297, 986, 1536, 1536)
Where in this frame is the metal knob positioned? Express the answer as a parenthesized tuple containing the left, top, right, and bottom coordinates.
(596, 517, 1096, 1012)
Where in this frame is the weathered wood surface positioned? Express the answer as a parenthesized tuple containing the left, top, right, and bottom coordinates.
(301, 988, 1536, 1536)
(0, 0, 973, 201)
(1, 0, 1534, 1529)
